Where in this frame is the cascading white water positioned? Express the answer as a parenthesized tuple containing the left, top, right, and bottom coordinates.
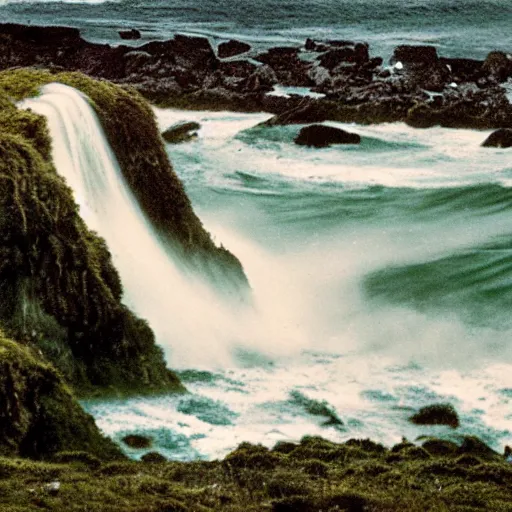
(18, 83, 311, 368)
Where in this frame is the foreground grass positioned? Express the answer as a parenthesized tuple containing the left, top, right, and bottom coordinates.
(1, 436, 511, 511)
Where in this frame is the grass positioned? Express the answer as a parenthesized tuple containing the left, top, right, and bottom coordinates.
(0, 435, 510, 511)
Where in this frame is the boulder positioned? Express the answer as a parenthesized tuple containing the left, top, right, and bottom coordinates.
(391, 45, 439, 67)
(481, 128, 512, 148)
(295, 124, 361, 147)
(482, 51, 512, 82)
(409, 403, 459, 428)
(122, 435, 152, 449)
(218, 39, 251, 59)
(162, 121, 201, 143)
(118, 28, 141, 40)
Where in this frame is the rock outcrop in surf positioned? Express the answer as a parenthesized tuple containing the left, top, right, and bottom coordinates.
(0, 23, 511, 130)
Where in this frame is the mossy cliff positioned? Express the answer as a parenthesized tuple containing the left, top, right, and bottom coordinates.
(0, 333, 121, 459)
(0, 69, 187, 396)
(0, 68, 248, 295)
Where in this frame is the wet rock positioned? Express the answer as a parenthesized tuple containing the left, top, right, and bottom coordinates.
(391, 45, 439, 67)
(218, 39, 251, 59)
(241, 64, 278, 93)
(481, 128, 512, 148)
(118, 28, 141, 40)
(263, 99, 329, 126)
(440, 57, 484, 83)
(294, 124, 361, 148)
(482, 51, 512, 82)
(122, 435, 152, 449)
(409, 403, 460, 428)
(255, 46, 311, 86)
(162, 121, 201, 143)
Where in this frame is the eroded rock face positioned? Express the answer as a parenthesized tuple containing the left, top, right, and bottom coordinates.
(295, 124, 361, 147)
(481, 128, 512, 148)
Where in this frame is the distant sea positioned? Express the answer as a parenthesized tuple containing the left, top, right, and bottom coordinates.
(1, 0, 511, 60)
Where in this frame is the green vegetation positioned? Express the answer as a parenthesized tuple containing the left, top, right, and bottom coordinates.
(0, 69, 184, 396)
(0, 68, 248, 293)
(0, 435, 510, 511)
(0, 332, 121, 459)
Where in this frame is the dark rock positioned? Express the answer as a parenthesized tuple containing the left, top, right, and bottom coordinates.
(218, 39, 251, 59)
(409, 403, 460, 428)
(162, 121, 201, 143)
(305, 38, 330, 52)
(255, 46, 311, 86)
(440, 57, 484, 83)
(391, 45, 439, 66)
(122, 435, 152, 449)
(295, 124, 361, 147)
(118, 29, 141, 40)
(241, 64, 278, 93)
(264, 99, 329, 126)
(289, 390, 344, 426)
(328, 39, 355, 47)
(141, 452, 167, 463)
(482, 51, 512, 82)
(481, 128, 512, 148)
(318, 48, 357, 70)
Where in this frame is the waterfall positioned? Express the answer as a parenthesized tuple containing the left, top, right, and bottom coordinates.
(19, 83, 252, 367)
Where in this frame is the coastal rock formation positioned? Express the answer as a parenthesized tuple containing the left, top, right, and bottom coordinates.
(481, 128, 512, 148)
(295, 124, 361, 147)
(409, 403, 460, 428)
(218, 39, 251, 59)
(0, 23, 511, 130)
(162, 121, 201, 143)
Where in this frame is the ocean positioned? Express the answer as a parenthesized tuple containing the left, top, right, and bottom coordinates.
(10, 1, 512, 460)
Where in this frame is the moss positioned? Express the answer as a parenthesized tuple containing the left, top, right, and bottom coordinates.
(0, 433, 510, 511)
(0, 332, 121, 459)
(0, 68, 248, 294)
(0, 73, 184, 396)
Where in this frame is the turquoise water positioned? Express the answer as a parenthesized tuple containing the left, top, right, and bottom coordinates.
(80, 109, 512, 460)
(1, 0, 511, 59)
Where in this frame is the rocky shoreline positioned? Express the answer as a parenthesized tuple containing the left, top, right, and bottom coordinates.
(1, 23, 511, 130)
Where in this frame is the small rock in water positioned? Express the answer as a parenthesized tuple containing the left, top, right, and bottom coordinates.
(162, 121, 201, 143)
(295, 124, 361, 148)
(409, 403, 460, 428)
(118, 28, 141, 40)
(481, 128, 512, 148)
(122, 434, 152, 449)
